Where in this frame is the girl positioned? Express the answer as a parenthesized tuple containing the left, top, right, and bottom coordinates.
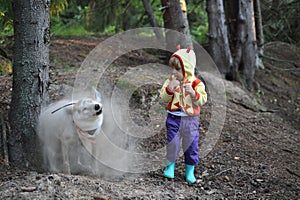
(160, 47, 207, 183)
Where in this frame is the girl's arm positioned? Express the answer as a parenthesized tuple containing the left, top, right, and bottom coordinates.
(159, 77, 174, 102)
(193, 81, 207, 106)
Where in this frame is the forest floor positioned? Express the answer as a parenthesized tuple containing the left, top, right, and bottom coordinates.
(0, 35, 299, 199)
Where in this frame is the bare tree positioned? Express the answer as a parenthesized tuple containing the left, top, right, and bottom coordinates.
(208, 0, 258, 90)
(180, 0, 193, 49)
(254, 0, 264, 69)
(206, 0, 232, 76)
(142, 0, 164, 40)
(160, 0, 193, 51)
(232, 0, 257, 90)
(9, 0, 50, 171)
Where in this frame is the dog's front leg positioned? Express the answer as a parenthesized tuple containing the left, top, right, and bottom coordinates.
(91, 143, 99, 175)
(62, 142, 71, 174)
(77, 139, 93, 173)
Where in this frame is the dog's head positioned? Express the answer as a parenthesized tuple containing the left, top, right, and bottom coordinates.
(71, 90, 103, 138)
(73, 98, 102, 119)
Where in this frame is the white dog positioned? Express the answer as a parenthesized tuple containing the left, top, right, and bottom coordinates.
(38, 89, 103, 174)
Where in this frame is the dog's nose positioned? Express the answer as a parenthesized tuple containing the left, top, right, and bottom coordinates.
(94, 104, 100, 111)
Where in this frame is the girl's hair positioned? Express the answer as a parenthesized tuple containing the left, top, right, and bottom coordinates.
(169, 56, 181, 70)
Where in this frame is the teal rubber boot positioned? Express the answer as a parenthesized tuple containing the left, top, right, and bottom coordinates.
(185, 164, 196, 183)
(164, 161, 175, 179)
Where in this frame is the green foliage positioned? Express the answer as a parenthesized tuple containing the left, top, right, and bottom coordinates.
(51, 20, 92, 37)
(1, 0, 298, 46)
(0, 0, 13, 36)
(50, 6, 93, 37)
(50, 0, 93, 36)
(0, 56, 12, 75)
(1, 19, 13, 35)
(261, 0, 300, 45)
(187, 0, 208, 43)
(50, 0, 68, 16)
(0, 0, 209, 42)
(190, 22, 208, 43)
(103, 25, 118, 35)
(152, 1, 165, 27)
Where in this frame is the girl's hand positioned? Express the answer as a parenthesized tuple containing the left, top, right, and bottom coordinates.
(168, 77, 180, 92)
(184, 82, 196, 98)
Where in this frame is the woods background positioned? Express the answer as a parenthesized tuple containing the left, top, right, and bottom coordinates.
(0, 1, 299, 199)
(0, 0, 299, 175)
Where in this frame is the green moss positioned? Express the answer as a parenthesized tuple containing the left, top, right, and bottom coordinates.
(0, 57, 12, 75)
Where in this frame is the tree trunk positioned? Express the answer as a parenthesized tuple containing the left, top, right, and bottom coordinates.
(86, 0, 99, 31)
(224, 0, 238, 51)
(253, 0, 264, 69)
(0, 112, 9, 166)
(206, 0, 232, 76)
(234, 0, 256, 90)
(9, 0, 50, 171)
(181, 0, 193, 49)
(161, 0, 193, 52)
(223, 0, 256, 90)
(142, 0, 164, 40)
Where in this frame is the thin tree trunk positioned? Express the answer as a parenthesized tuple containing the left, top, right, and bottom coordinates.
(161, 0, 192, 52)
(254, 0, 265, 69)
(86, 0, 99, 31)
(224, 0, 238, 52)
(254, 0, 264, 49)
(234, 0, 256, 90)
(0, 112, 9, 166)
(206, 0, 232, 76)
(180, 0, 193, 49)
(182, 17, 193, 49)
(142, 0, 164, 40)
(9, 0, 50, 171)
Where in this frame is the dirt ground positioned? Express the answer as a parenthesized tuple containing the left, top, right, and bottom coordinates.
(0, 36, 299, 199)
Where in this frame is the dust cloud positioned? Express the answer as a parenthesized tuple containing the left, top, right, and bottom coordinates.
(38, 89, 165, 180)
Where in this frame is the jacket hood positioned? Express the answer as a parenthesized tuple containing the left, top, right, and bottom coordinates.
(171, 48, 196, 81)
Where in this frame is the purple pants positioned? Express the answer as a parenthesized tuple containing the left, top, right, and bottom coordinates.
(166, 113, 200, 165)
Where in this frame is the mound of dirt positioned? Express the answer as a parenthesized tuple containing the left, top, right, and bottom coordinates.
(0, 36, 299, 199)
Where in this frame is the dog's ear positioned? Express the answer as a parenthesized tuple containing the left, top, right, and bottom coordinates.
(94, 88, 102, 102)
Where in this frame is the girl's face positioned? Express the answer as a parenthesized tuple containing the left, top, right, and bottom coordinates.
(172, 67, 184, 81)
(169, 56, 184, 81)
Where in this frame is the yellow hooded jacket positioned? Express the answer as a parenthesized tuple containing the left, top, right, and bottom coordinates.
(160, 48, 207, 116)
